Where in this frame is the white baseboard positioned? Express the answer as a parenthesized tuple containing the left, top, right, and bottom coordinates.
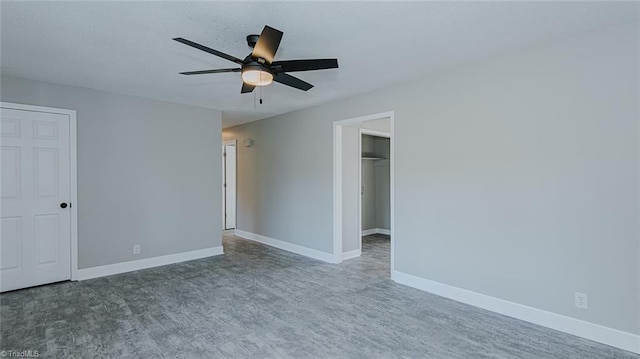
(222, 229, 236, 235)
(362, 228, 391, 236)
(75, 246, 224, 281)
(392, 270, 640, 354)
(342, 249, 362, 260)
(234, 230, 337, 263)
(362, 228, 377, 236)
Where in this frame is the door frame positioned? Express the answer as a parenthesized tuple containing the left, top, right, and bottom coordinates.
(222, 139, 237, 230)
(358, 128, 391, 255)
(1, 102, 78, 281)
(333, 111, 395, 272)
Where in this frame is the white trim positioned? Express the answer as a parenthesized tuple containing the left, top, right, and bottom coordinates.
(69, 110, 78, 281)
(390, 114, 395, 273)
(362, 228, 390, 236)
(222, 229, 236, 236)
(342, 249, 362, 261)
(392, 270, 640, 354)
(358, 129, 362, 254)
(333, 111, 395, 272)
(76, 246, 224, 280)
(333, 123, 344, 263)
(362, 228, 378, 236)
(0, 102, 79, 282)
(234, 230, 337, 263)
(222, 139, 237, 230)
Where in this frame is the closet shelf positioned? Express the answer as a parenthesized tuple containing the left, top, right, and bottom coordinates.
(362, 152, 387, 160)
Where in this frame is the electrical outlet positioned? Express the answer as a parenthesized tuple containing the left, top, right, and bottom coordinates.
(133, 244, 141, 255)
(574, 292, 588, 309)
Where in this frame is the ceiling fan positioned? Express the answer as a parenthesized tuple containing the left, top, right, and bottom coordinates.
(174, 25, 339, 93)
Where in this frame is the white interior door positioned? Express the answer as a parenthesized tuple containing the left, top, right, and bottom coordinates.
(223, 143, 236, 230)
(1, 106, 72, 292)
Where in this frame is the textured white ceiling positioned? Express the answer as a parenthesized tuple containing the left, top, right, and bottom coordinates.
(1, 1, 638, 128)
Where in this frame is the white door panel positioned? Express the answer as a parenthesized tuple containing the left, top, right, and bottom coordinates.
(225, 145, 236, 230)
(1, 217, 21, 270)
(222, 143, 236, 230)
(1, 107, 71, 292)
(1, 146, 21, 199)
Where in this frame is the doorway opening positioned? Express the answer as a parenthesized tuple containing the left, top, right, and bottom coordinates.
(360, 129, 391, 259)
(222, 140, 236, 230)
(333, 111, 394, 274)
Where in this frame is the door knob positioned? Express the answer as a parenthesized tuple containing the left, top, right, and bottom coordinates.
(60, 203, 68, 209)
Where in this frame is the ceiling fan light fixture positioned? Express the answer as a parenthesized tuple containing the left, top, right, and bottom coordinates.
(242, 66, 273, 86)
(174, 25, 338, 93)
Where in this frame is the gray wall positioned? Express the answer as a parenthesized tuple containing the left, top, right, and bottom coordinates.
(341, 124, 360, 253)
(374, 161, 390, 230)
(222, 115, 334, 253)
(223, 23, 639, 334)
(361, 134, 377, 231)
(374, 137, 390, 160)
(361, 134, 376, 157)
(361, 159, 376, 230)
(374, 137, 390, 230)
(1, 75, 223, 269)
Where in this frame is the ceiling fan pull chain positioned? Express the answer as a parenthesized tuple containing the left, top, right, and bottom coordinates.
(259, 73, 264, 105)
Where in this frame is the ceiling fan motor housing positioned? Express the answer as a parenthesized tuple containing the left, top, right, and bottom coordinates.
(246, 34, 260, 49)
(243, 62, 270, 73)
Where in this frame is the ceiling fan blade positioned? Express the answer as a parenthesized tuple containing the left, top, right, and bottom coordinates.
(179, 68, 241, 75)
(241, 82, 256, 94)
(271, 59, 338, 73)
(251, 26, 283, 64)
(273, 73, 314, 91)
(173, 37, 243, 65)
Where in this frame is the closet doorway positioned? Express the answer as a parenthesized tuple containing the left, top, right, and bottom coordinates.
(359, 129, 391, 252)
(333, 111, 394, 273)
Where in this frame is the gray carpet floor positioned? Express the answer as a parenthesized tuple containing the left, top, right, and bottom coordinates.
(0, 234, 637, 358)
